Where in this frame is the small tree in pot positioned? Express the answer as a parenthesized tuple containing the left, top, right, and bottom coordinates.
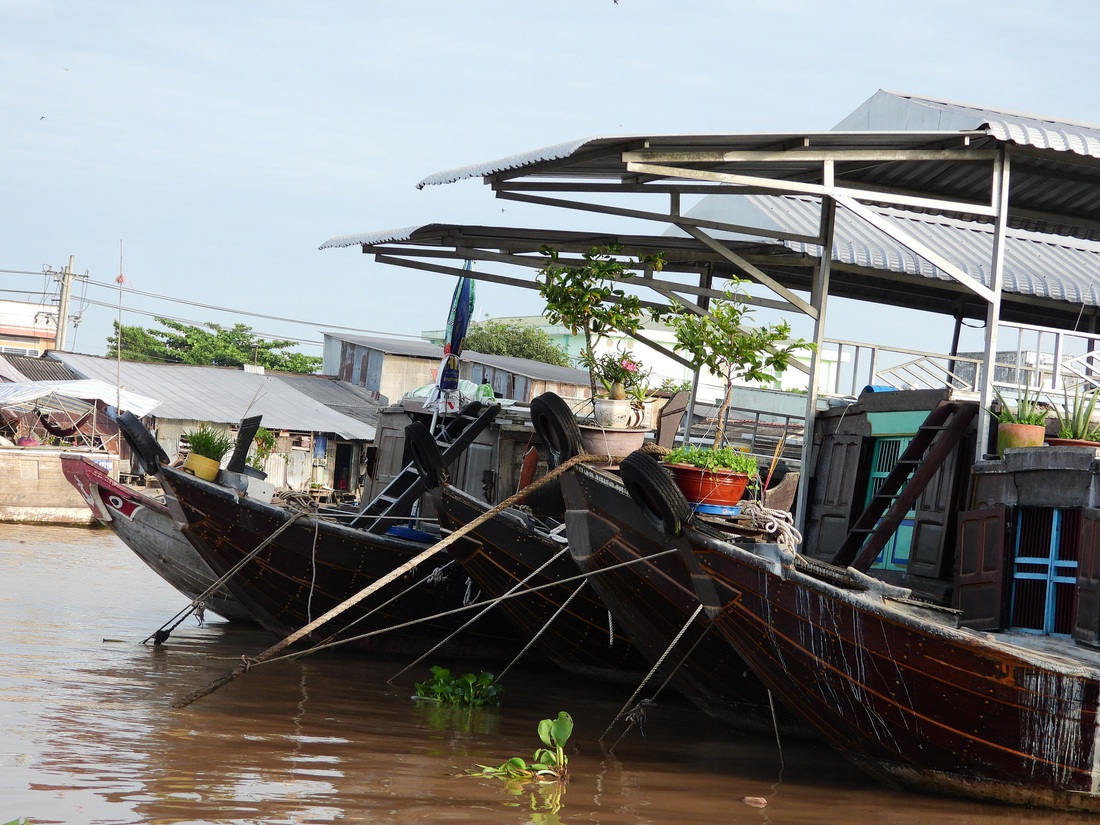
(668, 277, 814, 449)
(537, 243, 663, 405)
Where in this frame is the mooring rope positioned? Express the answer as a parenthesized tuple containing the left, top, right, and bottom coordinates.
(493, 579, 589, 684)
(171, 452, 624, 709)
(387, 547, 570, 684)
(258, 547, 682, 666)
(305, 560, 458, 654)
(736, 499, 803, 552)
(600, 602, 705, 744)
(142, 508, 309, 645)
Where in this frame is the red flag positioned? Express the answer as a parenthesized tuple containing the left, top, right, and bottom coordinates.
(116, 273, 125, 285)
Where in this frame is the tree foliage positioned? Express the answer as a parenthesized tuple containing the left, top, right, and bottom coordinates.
(463, 319, 570, 366)
(107, 318, 322, 374)
(669, 278, 813, 447)
(537, 244, 664, 399)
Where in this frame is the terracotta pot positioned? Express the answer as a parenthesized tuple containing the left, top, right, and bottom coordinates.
(664, 462, 752, 507)
(995, 423, 1047, 457)
(579, 425, 646, 463)
(1045, 437, 1100, 448)
(182, 452, 221, 481)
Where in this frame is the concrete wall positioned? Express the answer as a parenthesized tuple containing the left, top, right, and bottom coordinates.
(0, 447, 119, 524)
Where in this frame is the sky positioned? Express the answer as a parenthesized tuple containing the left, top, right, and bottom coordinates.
(3, 0, 1098, 363)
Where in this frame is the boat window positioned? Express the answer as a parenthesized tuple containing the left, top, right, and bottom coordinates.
(865, 436, 915, 572)
(1010, 507, 1080, 636)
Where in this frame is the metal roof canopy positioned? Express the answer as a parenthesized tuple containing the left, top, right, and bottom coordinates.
(327, 115, 1100, 527)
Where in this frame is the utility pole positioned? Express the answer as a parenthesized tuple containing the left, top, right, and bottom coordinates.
(54, 255, 75, 351)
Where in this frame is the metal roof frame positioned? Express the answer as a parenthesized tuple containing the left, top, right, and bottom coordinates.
(327, 116, 1100, 526)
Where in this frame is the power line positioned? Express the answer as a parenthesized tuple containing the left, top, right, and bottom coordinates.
(80, 298, 324, 347)
(82, 277, 425, 339)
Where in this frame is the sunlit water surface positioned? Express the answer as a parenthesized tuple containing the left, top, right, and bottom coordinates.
(0, 523, 1091, 824)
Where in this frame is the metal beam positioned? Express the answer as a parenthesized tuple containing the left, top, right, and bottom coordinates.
(624, 161, 1000, 218)
(832, 195, 998, 303)
(495, 189, 821, 244)
(678, 223, 818, 319)
(622, 148, 999, 164)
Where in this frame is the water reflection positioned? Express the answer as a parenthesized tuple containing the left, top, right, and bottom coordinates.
(3, 523, 1099, 824)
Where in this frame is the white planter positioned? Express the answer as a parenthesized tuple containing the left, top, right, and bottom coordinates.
(593, 398, 635, 428)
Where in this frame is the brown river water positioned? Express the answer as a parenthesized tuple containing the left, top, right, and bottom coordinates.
(0, 522, 1093, 824)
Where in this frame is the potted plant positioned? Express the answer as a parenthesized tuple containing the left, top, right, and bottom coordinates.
(991, 384, 1048, 455)
(181, 423, 234, 481)
(662, 443, 759, 509)
(1047, 382, 1100, 447)
(662, 277, 812, 504)
(586, 347, 652, 428)
(538, 243, 664, 409)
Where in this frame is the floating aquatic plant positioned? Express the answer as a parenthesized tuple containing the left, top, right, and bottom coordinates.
(413, 665, 503, 707)
(470, 711, 573, 783)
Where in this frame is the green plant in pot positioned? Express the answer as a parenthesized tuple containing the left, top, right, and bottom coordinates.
(538, 243, 663, 407)
(663, 443, 760, 508)
(662, 277, 812, 507)
(1049, 382, 1100, 444)
(991, 384, 1048, 455)
(181, 423, 234, 481)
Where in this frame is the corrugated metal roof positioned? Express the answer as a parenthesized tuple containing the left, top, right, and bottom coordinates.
(837, 91, 1100, 158)
(1, 354, 78, 382)
(327, 333, 590, 384)
(749, 195, 1100, 306)
(49, 353, 375, 440)
(273, 374, 386, 428)
(410, 100, 1100, 241)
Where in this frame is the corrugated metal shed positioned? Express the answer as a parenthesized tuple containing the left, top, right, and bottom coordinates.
(0, 354, 79, 383)
(327, 333, 590, 384)
(49, 353, 375, 440)
(273, 374, 386, 429)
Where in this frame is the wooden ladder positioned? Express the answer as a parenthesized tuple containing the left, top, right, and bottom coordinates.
(829, 399, 978, 571)
(350, 402, 501, 533)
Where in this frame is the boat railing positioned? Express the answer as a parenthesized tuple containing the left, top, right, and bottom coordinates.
(822, 338, 982, 396)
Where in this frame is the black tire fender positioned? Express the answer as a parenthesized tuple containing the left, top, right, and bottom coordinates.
(405, 422, 445, 490)
(116, 410, 169, 470)
(530, 392, 584, 469)
(619, 449, 692, 539)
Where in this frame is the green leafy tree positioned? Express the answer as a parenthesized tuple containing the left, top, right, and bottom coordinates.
(107, 318, 322, 374)
(463, 319, 570, 366)
(538, 244, 664, 400)
(669, 278, 813, 447)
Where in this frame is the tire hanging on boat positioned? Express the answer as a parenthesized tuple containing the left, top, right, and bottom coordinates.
(530, 392, 584, 469)
(115, 409, 170, 469)
(404, 421, 446, 490)
(619, 449, 692, 539)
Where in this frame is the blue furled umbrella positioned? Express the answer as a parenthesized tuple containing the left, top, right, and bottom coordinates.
(427, 262, 476, 422)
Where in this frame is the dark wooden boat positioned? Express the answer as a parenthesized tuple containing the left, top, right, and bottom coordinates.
(60, 453, 253, 623)
(560, 461, 809, 738)
(157, 463, 521, 660)
(433, 481, 651, 683)
(585, 449, 1100, 812)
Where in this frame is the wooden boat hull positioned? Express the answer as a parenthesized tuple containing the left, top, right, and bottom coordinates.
(563, 464, 809, 738)
(435, 483, 650, 683)
(60, 453, 253, 623)
(688, 530, 1100, 810)
(158, 464, 520, 660)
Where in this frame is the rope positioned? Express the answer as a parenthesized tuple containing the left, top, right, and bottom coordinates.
(142, 508, 308, 645)
(171, 452, 619, 709)
(387, 548, 569, 684)
(736, 500, 803, 553)
(226, 548, 683, 667)
(494, 580, 589, 684)
(600, 602, 705, 743)
(306, 560, 458, 654)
